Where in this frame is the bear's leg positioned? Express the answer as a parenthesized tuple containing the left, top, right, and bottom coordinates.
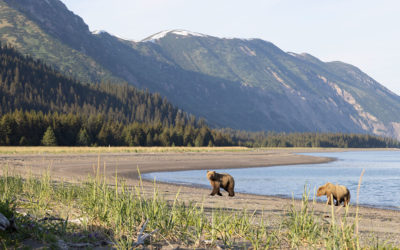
(224, 185, 234, 197)
(225, 182, 234, 197)
(331, 193, 339, 206)
(327, 195, 332, 205)
(223, 186, 233, 196)
(210, 185, 220, 196)
(217, 191, 222, 196)
(343, 197, 348, 207)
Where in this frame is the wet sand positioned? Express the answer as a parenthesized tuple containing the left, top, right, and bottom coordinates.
(1, 148, 399, 245)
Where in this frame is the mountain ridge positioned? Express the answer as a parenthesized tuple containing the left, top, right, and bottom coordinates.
(1, 0, 400, 139)
(141, 29, 209, 43)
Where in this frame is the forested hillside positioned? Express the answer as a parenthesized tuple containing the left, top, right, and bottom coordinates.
(0, 43, 181, 124)
(0, 43, 235, 146)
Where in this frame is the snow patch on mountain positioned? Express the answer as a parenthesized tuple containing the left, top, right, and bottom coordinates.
(223, 37, 257, 41)
(141, 30, 269, 44)
(141, 29, 208, 42)
(287, 52, 299, 57)
(91, 30, 135, 41)
(172, 30, 207, 37)
(92, 30, 108, 35)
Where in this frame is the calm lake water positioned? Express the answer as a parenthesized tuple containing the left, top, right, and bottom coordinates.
(142, 151, 400, 210)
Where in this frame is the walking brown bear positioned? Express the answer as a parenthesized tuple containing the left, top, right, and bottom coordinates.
(206, 170, 235, 197)
(317, 182, 350, 207)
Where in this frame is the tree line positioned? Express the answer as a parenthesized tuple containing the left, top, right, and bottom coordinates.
(1, 110, 397, 148)
(227, 130, 400, 148)
(0, 110, 234, 146)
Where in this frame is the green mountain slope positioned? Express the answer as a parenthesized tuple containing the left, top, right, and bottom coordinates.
(1, 0, 400, 139)
(0, 43, 239, 147)
(0, 42, 184, 125)
(0, 0, 119, 83)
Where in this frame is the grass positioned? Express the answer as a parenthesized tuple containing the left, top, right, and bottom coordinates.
(0, 146, 252, 155)
(285, 187, 321, 247)
(0, 146, 393, 155)
(0, 165, 398, 249)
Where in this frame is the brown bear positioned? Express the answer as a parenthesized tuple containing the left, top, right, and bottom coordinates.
(317, 182, 350, 207)
(206, 170, 235, 197)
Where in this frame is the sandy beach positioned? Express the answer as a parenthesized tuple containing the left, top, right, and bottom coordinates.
(1, 148, 399, 245)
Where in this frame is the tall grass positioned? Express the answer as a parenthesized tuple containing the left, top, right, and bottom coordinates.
(0, 165, 397, 249)
(285, 186, 321, 247)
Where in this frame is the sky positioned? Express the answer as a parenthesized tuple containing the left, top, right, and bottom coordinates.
(61, 0, 400, 95)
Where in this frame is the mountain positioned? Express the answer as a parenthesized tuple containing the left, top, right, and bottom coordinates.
(0, 42, 187, 126)
(1, 0, 400, 139)
(137, 31, 400, 135)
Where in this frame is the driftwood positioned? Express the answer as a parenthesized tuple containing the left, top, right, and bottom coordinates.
(132, 219, 159, 247)
(0, 213, 16, 231)
(39, 216, 65, 222)
(56, 218, 159, 248)
(0, 212, 10, 231)
(56, 221, 157, 249)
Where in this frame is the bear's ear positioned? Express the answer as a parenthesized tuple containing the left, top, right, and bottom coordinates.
(207, 170, 210, 173)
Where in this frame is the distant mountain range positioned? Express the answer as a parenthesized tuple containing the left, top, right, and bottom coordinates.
(1, 0, 400, 139)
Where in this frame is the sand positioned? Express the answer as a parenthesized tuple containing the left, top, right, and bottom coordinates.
(1, 148, 399, 245)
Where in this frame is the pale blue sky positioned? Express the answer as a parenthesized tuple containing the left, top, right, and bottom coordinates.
(61, 0, 400, 95)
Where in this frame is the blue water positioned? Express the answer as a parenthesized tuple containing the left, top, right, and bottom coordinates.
(142, 151, 400, 210)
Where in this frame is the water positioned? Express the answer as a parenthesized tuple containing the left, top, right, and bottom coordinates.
(142, 151, 400, 210)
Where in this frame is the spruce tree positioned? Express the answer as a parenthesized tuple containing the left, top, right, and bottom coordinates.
(76, 128, 90, 146)
(41, 126, 57, 146)
(146, 132, 153, 146)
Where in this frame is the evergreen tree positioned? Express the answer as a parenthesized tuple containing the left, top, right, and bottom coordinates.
(76, 128, 90, 146)
(146, 132, 153, 146)
(41, 126, 57, 146)
(19, 136, 28, 146)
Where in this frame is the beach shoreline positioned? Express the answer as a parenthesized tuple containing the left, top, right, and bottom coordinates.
(1, 147, 400, 245)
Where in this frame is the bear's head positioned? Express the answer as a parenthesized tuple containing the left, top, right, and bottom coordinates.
(317, 182, 333, 196)
(207, 170, 216, 180)
(316, 186, 326, 197)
